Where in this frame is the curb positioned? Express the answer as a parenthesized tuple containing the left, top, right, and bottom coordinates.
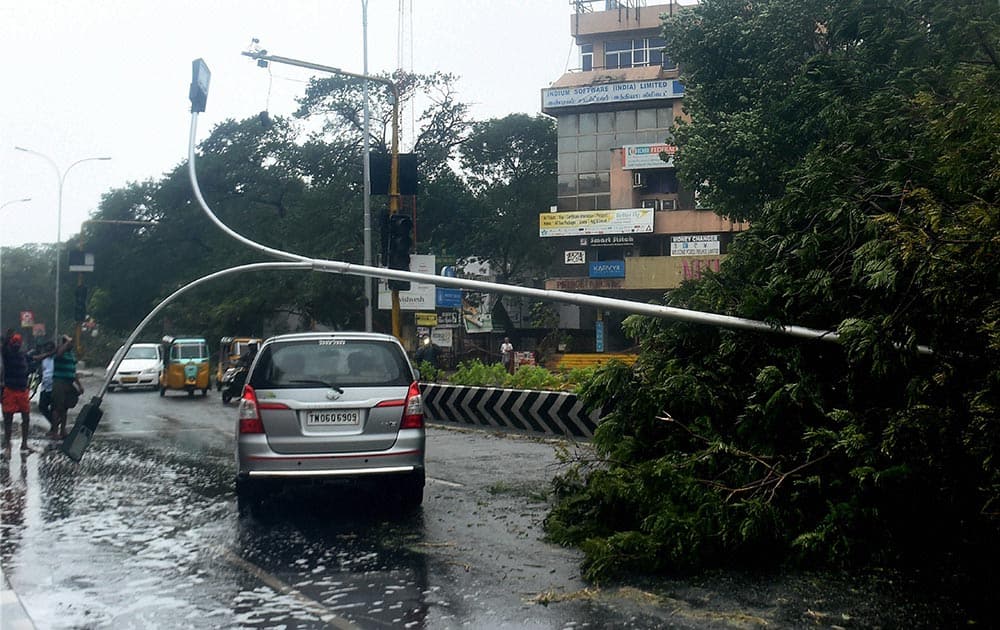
(0, 565, 36, 629)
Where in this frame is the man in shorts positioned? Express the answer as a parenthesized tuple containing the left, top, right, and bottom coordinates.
(50, 334, 83, 440)
(2, 331, 32, 453)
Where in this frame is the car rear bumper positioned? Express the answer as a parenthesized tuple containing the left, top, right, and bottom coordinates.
(237, 430, 425, 479)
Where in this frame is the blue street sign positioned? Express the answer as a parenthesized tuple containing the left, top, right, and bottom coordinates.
(589, 260, 625, 278)
(436, 287, 462, 308)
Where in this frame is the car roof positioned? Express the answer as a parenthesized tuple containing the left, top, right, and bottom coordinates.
(262, 332, 401, 345)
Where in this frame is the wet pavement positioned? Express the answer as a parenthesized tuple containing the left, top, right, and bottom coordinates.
(0, 373, 981, 629)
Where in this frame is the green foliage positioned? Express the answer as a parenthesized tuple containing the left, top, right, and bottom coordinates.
(414, 360, 441, 383)
(507, 365, 563, 391)
(546, 0, 1000, 588)
(447, 359, 511, 387)
(444, 359, 594, 391)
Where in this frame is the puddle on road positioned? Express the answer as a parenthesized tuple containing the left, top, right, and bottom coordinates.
(2, 439, 438, 629)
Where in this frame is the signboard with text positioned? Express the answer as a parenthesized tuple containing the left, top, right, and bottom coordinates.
(670, 234, 720, 256)
(378, 254, 436, 311)
(542, 79, 684, 110)
(589, 260, 626, 278)
(540, 208, 653, 238)
(622, 144, 677, 170)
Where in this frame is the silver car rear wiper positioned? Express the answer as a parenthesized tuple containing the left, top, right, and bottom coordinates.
(289, 379, 345, 394)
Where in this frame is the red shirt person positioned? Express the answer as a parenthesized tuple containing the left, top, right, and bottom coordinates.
(1, 331, 32, 452)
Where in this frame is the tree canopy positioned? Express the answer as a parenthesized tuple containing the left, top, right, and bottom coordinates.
(545, 0, 1000, 610)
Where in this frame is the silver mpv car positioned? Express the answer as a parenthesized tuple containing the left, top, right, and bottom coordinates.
(235, 332, 425, 510)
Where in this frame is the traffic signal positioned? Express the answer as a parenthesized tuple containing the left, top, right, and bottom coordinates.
(74, 285, 88, 322)
(386, 213, 412, 292)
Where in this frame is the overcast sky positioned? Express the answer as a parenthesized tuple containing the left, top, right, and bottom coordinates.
(0, 0, 581, 247)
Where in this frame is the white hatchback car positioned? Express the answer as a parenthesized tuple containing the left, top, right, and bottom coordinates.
(107, 343, 163, 391)
(235, 332, 425, 511)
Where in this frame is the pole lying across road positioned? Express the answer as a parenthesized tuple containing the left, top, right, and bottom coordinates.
(185, 110, 932, 354)
(58, 58, 935, 463)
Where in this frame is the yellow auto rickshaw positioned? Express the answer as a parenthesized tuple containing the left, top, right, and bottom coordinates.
(160, 336, 211, 397)
(216, 336, 262, 391)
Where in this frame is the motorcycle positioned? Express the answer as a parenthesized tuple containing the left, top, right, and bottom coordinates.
(220, 365, 248, 404)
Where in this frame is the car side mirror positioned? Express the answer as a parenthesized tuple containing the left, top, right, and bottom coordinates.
(413, 368, 421, 382)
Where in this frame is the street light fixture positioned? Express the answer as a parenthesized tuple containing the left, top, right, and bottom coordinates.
(240, 48, 405, 339)
(0, 197, 32, 332)
(14, 147, 111, 340)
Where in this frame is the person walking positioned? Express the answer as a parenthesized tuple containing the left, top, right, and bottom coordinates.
(35, 341, 56, 427)
(500, 337, 514, 374)
(50, 335, 83, 440)
(1, 331, 33, 453)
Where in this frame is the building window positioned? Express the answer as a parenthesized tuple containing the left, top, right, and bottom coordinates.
(604, 37, 672, 70)
(558, 173, 577, 196)
(558, 114, 578, 137)
(598, 112, 615, 133)
(559, 153, 578, 175)
(615, 110, 636, 132)
(581, 43, 593, 71)
(657, 107, 674, 129)
(579, 113, 597, 135)
(637, 108, 658, 130)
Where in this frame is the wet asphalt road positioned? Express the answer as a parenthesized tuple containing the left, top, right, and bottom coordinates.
(0, 374, 656, 629)
(1, 373, 980, 629)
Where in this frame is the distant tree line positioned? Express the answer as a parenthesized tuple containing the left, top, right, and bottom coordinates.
(2, 71, 555, 362)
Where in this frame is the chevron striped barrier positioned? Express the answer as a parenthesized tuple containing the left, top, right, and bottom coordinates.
(419, 383, 601, 439)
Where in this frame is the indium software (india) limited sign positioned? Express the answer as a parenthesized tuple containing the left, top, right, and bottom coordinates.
(539, 208, 654, 237)
(542, 79, 684, 109)
(623, 144, 677, 170)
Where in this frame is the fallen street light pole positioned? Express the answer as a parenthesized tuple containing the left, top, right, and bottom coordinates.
(187, 59, 934, 356)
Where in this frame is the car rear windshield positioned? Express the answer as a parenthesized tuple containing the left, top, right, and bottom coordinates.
(249, 339, 412, 389)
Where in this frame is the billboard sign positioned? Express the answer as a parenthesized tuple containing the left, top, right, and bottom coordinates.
(378, 254, 436, 310)
(589, 260, 626, 279)
(622, 144, 677, 170)
(540, 208, 654, 238)
(542, 79, 684, 110)
(670, 234, 721, 256)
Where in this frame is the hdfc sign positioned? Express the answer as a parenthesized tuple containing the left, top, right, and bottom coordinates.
(623, 144, 678, 170)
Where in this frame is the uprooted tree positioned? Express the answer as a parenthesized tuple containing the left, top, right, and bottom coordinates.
(545, 0, 1000, 589)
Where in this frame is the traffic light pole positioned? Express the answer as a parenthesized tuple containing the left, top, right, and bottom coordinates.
(240, 50, 405, 341)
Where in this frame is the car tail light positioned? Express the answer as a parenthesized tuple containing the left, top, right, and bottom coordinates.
(238, 385, 264, 434)
(401, 381, 423, 429)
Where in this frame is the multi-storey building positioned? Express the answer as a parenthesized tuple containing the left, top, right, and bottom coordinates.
(538, 0, 748, 351)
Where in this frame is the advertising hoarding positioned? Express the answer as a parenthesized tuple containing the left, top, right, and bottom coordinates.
(622, 144, 677, 170)
(378, 254, 436, 310)
(670, 234, 720, 256)
(542, 79, 684, 109)
(539, 208, 654, 238)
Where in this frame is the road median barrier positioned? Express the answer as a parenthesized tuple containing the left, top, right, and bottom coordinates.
(420, 382, 600, 439)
